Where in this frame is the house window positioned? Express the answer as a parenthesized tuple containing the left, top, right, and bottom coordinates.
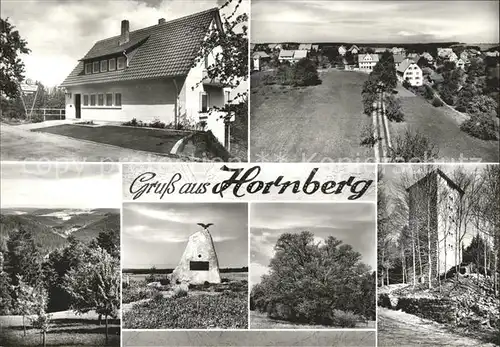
(85, 63, 92, 74)
(98, 94, 104, 106)
(93, 61, 99, 73)
(115, 93, 122, 106)
(90, 94, 96, 106)
(200, 92, 209, 112)
(108, 58, 116, 71)
(106, 93, 113, 106)
(83, 95, 89, 106)
(100, 60, 108, 72)
(117, 57, 126, 70)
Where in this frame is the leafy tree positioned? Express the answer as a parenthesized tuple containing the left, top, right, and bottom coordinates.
(0, 271, 13, 314)
(0, 18, 31, 98)
(371, 51, 397, 92)
(96, 229, 120, 259)
(389, 130, 439, 162)
(384, 94, 404, 122)
(6, 226, 43, 288)
(192, 0, 247, 92)
(455, 82, 480, 112)
(14, 275, 46, 336)
(465, 95, 498, 117)
(292, 58, 321, 86)
(64, 247, 120, 345)
(251, 231, 375, 326)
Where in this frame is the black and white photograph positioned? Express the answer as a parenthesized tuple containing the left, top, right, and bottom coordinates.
(250, 203, 376, 330)
(121, 202, 248, 329)
(250, 0, 499, 163)
(377, 164, 500, 346)
(0, 163, 121, 346)
(1, 0, 248, 162)
(122, 330, 376, 346)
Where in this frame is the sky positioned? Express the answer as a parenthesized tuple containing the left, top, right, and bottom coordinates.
(122, 202, 248, 269)
(0, 163, 121, 209)
(250, 203, 376, 286)
(2, 0, 248, 87)
(251, 0, 499, 44)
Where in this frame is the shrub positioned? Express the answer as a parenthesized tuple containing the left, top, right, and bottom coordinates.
(384, 95, 404, 122)
(390, 130, 439, 162)
(31, 113, 45, 123)
(460, 113, 499, 140)
(331, 310, 359, 328)
(292, 58, 321, 86)
(150, 118, 166, 129)
(432, 97, 444, 107)
(402, 80, 411, 89)
(122, 284, 156, 304)
(172, 286, 188, 299)
(424, 85, 435, 100)
(123, 118, 139, 126)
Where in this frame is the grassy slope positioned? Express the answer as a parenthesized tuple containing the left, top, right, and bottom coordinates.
(250, 69, 373, 162)
(390, 89, 499, 162)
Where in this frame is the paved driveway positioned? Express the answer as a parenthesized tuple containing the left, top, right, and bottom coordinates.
(0, 124, 174, 162)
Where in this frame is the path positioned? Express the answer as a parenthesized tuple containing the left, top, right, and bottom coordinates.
(0, 123, 174, 162)
(378, 307, 496, 347)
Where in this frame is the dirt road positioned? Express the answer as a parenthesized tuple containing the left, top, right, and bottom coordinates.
(378, 307, 496, 346)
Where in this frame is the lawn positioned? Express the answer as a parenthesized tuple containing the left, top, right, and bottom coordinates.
(0, 310, 120, 346)
(250, 310, 375, 329)
(34, 125, 187, 155)
(389, 91, 499, 162)
(250, 69, 373, 162)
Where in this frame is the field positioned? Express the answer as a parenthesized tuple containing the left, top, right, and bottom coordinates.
(389, 88, 499, 162)
(0, 310, 120, 346)
(250, 310, 375, 329)
(122, 272, 249, 329)
(250, 69, 373, 162)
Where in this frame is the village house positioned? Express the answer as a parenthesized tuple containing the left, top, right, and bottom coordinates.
(406, 52, 420, 61)
(456, 58, 466, 70)
(298, 43, 312, 51)
(278, 49, 307, 64)
(428, 71, 445, 85)
(393, 54, 406, 69)
(61, 8, 231, 129)
(338, 45, 347, 56)
(448, 51, 458, 62)
(392, 47, 406, 55)
(250, 43, 256, 52)
(460, 51, 469, 62)
(374, 47, 389, 54)
(348, 45, 359, 55)
(358, 53, 379, 73)
(485, 51, 500, 57)
(311, 44, 319, 51)
(252, 51, 270, 71)
(438, 47, 454, 58)
(397, 59, 423, 86)
(421, 52, 434, 63)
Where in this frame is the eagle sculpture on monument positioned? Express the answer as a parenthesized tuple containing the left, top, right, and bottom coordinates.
(197, 223, 214, 230)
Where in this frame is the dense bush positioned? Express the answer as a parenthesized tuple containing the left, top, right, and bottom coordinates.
(250, 232, 376, 326)
(123, 291, 248, 328)
(389, 130, 439, 162)
(292, 58, 321, 86)
(402, 80, 411, 89)
(122, 283, 157, 304)
(384, 95, 404, 122)
(331, 310, 360, 328)
(432, 97, 444, 107)
(460, 113, 499, 140)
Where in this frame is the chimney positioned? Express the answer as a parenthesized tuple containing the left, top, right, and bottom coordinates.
(119, 20, 129, 45)
(158, 18, 165, 25)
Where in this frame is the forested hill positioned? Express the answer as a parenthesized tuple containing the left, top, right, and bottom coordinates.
(0, 209, 120, 253)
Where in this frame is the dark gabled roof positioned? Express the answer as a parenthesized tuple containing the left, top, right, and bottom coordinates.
(61, 8, 220, 87)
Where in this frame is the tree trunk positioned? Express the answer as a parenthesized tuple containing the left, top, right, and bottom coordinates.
(98, 314, 102, 326)
(105, 314, 109, 345)
(412, 232, 416, 287)
(386, 268, 389, 286)
(23, 315, 26, 336)
(43, 331, 46, 347)
(427, 198, 432, 289)
(417, 237, 423, 278)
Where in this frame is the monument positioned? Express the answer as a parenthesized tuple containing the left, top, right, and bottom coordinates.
(170, 223, 221, 284)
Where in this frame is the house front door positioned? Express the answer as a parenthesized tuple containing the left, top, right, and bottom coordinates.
(75, 94, 81, 119)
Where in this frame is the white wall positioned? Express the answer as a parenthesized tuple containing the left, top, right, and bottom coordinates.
(65, 79, 177, 124)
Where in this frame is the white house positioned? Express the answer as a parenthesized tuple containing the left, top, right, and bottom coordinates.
(338, 45, 347, 56)
(358, 53, 379, 72)
(392, 47, 406, 55)
(278, 50, 307, 64)
(298, 43, 312, 51)
(438, 48, 454, 58)
(448, 52, 458, 62)
(348, 45, 359, 55)
(61, 8, 229, 130)
(421, 52, 434, 63)
(252, 51, 270, 71)
(456, 58, 466, 70)
(397, 60, 423, 86)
